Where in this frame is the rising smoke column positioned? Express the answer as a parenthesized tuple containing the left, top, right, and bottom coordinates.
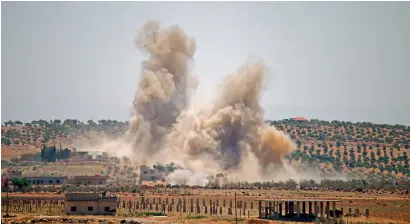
(127, 21, 198, 159)
(128, 20, 296, 180)
(165, 62, 296, 178)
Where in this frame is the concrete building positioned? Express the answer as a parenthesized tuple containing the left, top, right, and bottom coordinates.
(64, 192, 117, 215)
(66, 175, 109, 185)
(3, 168, 23, 179)
(139, 165, 164, 182)
(108, 178, 135, 187)
(63, 119, 79, 126)
(290, 117, 309, 122)
(1, 169, 23, 187)
(141, 181, 168, 189)
(25, 176, 67, 185)
(258, 199, 341, 221)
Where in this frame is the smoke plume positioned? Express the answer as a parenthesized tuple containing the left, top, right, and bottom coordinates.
(127, 20, 198, 162)
(126, 20, 296, 182)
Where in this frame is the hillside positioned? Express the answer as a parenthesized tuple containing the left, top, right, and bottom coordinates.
(1, 118, 409, 177)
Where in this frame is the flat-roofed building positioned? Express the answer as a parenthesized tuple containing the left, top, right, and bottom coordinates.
(139, 165, 164, 182)
(67, 175, 109, 185)
(25, 176, 67, 185)
(4, 168, 23, 179)
(64, 192, 117, 215)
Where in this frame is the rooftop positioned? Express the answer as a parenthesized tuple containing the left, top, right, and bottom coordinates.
(73, 175, 109, 180)
(24, 176, 67, 179)
(291, 117, 309, 121)
(141, 181, 168, 187)
(258, 199, 340, 202)
(65, 192, 117, 201)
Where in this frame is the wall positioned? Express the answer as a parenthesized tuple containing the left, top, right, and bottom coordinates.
(26, 177, 66, 185)
(5, 170, 23, 178)
(66, 177, 108, 185)
(64, 200, 117, 215)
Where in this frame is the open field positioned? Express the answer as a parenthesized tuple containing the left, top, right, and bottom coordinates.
(2, 189, 410, 223)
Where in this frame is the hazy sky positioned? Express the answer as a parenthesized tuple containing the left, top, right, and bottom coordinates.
(2, 2, 410, 125)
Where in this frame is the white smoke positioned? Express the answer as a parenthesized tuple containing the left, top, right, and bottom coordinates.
(165, 169, 209, 186)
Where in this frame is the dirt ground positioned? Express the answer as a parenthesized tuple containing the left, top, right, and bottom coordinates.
(2, 189, 410, 223)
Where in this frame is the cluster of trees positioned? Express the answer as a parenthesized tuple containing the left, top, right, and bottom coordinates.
(206, 177, 409, 191)
(1, 119, 129, 146)
(268, 119, 410, 147)
(287, 144, 410, 176)
(2, 178, 31, 192)
(40, 145, 70, 162)
(153, 162, 180, 173)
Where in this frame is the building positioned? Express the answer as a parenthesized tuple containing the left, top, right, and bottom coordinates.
(141, 180, 168, 189)
(140, 165, 165, 182)
(64, 192, 117, 215)
(69, 151, 92, 162)
(258, 199, 341, 221)
(291, 117, 309, 122)
(63, 119, 79, 126)
(1, 169, 22, 187)
(108, 178, 135, 187)
(4, 168, 23, 179)
(25, 176, 67, 185)
(66, 175, 109, 185)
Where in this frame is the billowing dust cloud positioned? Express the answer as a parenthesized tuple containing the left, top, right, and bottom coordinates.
(122, 20, 297, 183)
(126, 20, 198, 164)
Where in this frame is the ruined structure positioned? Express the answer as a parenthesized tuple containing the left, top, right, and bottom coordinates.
(139, 165, 165, 182)
(258, 199, 341, 221)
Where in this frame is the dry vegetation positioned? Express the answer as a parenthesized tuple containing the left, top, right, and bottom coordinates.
(2, 118, 409, 178)
(2, 119, 410, 223)
(2, 189, 410, 223)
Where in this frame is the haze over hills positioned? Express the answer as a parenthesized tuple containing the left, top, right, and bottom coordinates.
(2, 118, 409, 179)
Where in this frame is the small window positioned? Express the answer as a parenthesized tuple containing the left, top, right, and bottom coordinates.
(104, 207, 110, 211)
(88, 206, 93, 211)
(71, 206, 76, 211)
(88, 181, 91, 184)
(143, 171, 147, 174)
(56, 180, 60, 184)
(40, 180, 44, 184)
(49, 180, 53, 184)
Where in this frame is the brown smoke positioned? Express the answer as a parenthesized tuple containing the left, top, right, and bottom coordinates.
(166, 61, 296, 174)
(128, 21, 296, 180)
(127, 20, 198, 160)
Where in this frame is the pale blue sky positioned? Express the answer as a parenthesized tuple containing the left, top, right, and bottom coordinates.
(2, 2, 410, 125)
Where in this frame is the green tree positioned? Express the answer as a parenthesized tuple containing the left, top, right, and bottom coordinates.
(1, 138, 11, 146)
(11, 178, 30, 190)
(87, 119, 97, 127)
(370, 151, 376, 164)
(285, 179, 298, 189)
